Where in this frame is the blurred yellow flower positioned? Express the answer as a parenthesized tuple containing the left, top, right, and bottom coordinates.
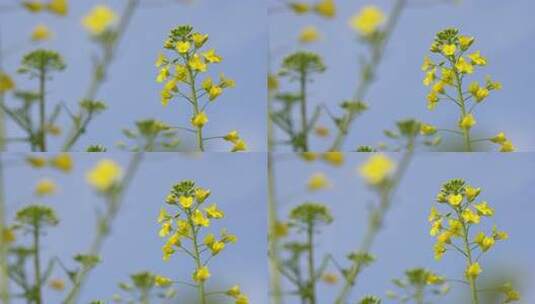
(22, 1, 45, 13)
(191, 112, 208, 128)
(26, 156, 47, 168)
(86, 159, 122, 192)
(231, 139, 248, 152)
(314, 0, 336, 18)
(47, 0, 68, 16)
(155, 275, 173, 287)
(349, 6, 385, 36)
(299, 26, 320, 43)
(49, 278, 65, 291)
(322, 152, 344, 166)
(51, 153, 73, 172)
(359, 154, 394, 185)
(459, 114, 476, 130)
(82, 5, 117, 35)
(307, 173, 330, 191)
(192, 266, 210, 282)
(0, 73, 15, 93)
(35, 179, 57, 196)
(31, 24, 52, 41)
(465, 262, 482, 278)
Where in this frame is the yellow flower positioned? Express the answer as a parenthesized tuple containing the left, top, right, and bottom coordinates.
(175, 65, 188, 81)
(423, 69, 436, 86)
(421, 56, 434, 71)
(160, 89, 172, 106)
(459, 35, 474, 50)
(195, 188, 210, 203)
(464, 186, 481, 202)
(499, 141, 515, 152)
(427, 92, 439, 110)
(468, 51, 487, 66)
(315, 126, 329, 137)
(35, 179, 57, 196)
(202, 49, 222, 63)
(176, 41, 190, 54)
(159, 221, 172, 237)
(49, 278, 65, 291)
(86, 159, 122, 192)
(359, 154, 394, 185)
(465, 262, 482, 278)
(191, 210, 210, 227)
(209, 241, 225, 255)
(202, 77, 213, 90)
(299, 26, 320, 43)
(461, 208, 480, 224)
(474, 232, 495, 252)
(322, 273, 339, 284)
(455, 57, 474, 74)
(431, 81, 445, 94)
(307, 173, 330, 191)
(433, 242, 446, 260)
(428, 207, 440, 222)
(490, 132, 507, 144)
(208, 85, 223, 101)
(191, 112, 208, 128)
(437, 231, 452, 244)
(226, 285, 242, 297)
(420, 123, 437, 135)
(474, 201, 494, 216)
(448, 219, 463, 236)
(47, 0, 68, 16)
(0, 73, 15, 93)
(459, 114, 476, 130)
(441, 68, 455, 85)
(155, 53, 167, 68)
(82, 5, 117, 35)
(430, 220, 442, 236)
(158, 208, 169, 224)
(301, 152, 318, 162)
(314, 0, 336, 18)
(177, 220, 190, 236)
(3, 228, 16, 244)
(349, 6, 385, 36)
(224, 130, 240, 143)
(155, 275, 173, 287)
(447, 194, 463, 206)
(441, 44, 456, 56)
(192, 266, 211, 282)
(235, 295, 249, 304)
(219, 73, 236, 88)
(26, 156, 47, 168)
(231, 139, 247, 152)
(22, 1, 45, 13)
(189, 54, 207, 72)
(156, 67, 169, 83)
(205, 204, 224, 219)
(178, 196, 194, 208)
(162, 243, 175, 261)
(492, 226, 508, 240)
(191, 33, 209, 48)
(322, 152, 344, 166)
(51, 153, 73, 172)
(31, 24, 52, 41)
(289, 2, 310, 14)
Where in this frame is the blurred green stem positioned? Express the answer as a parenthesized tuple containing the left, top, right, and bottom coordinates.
(306, 222, 316, 304)
(329, 0, 407, 151)
(38, 68, 46, 151)
(32, 223, 42, 304)
(62, 153, 143, 304)
(299, 70, 308, 151)
(334, 139, 414, 303)
(0, 157, 9, 304)
(62, 0, 139, 151)
(460, 215, 479, 304)
(189, 218, 206, 304)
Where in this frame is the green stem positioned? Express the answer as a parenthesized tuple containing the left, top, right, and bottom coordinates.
(33, 223, 42, 304)
(334, 140, 414, 304)
(189, 217, 206, 304)
(0, 156, 9, 304)
(38, 68, 46, 152)
(62, 153, 143, 304)
(452, 62, 472, 152)
(186, 66, 204, 152)
(460, 217, 479, 304)
(415, 286, 424, 304)
(329, 0, 406, 151)
(306, 222, 316, 304)
(299, 70, 308, 152)
(267, 152, 282, 304)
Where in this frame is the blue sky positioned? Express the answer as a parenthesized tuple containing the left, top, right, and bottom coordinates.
(274, 153, 535, 303)
(269, 0, 535, 151)
(1, 0, 266, 151)
(2, 153, 268, 303)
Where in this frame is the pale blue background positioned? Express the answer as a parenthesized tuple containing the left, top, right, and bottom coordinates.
(273, 153, 535, 303)
(269, 0, 535, 151)
(2, 153, 268, 303)
(1, 0, 266, 151)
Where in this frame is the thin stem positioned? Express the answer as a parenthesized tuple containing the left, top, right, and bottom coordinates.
(452, 60, 472, 152)
(185, 61, 204, 152)
(189, 219, 206, 304)
(33, 224, 42, 304)
(0, 156, 9, 304)
(415, 286, 424, 304)
(62, 153, 143, 304)
(62, 0, 139, 151)
(38, 68, 46, 151)
(267, 151, 282, 304)
(306, 223, 316, 304)
(329, 0, 407, 151)
(299, 70, 308, 151)
(460, 217, 479, 304)
(334, 139, 414, 303)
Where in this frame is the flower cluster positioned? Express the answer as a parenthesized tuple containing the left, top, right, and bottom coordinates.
(155, 25, 245, 152)
(157, 180, 248, 304)
(422, 28, 513, 152)
(429, 179, 520, 303)
(387, 268, 449, 303)
(22, 0, 68, 16)
(288, 0, 336, 19)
